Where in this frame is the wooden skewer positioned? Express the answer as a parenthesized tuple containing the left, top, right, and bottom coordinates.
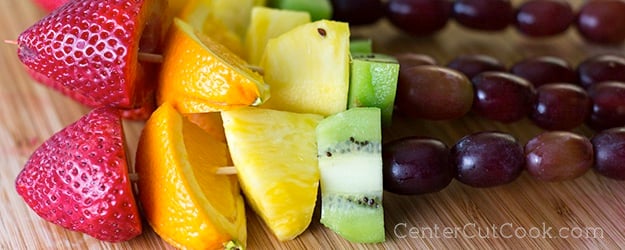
(246, 65, 265, 75)
(128, 166, 237, 182)
(4, 42, 264, 75)
(7, 39, 245, 178)
(216, 166, 238, 175)
(138, 52, 164, 63)
(129, 173, 139, 182)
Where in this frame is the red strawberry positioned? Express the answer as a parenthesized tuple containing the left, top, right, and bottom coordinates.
(15, 107, 142, 242)
(31, 0, 68, 12)
(16, 0, 165, 117)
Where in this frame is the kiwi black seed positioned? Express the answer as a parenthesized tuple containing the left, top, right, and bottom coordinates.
(324, 194, 382, 209)
(320, 139, 381, 158)
(351, 53, 396, 63)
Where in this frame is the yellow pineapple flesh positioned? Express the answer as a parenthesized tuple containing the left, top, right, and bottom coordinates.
(178, 0, 245, 57)
(221, 107, 323, 241)
(212, 0, 266, 38)
(260, 20, 351, 117)
(244, 6, 311, 65)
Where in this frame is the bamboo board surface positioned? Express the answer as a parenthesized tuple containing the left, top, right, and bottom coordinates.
(2, 0, 625, 249)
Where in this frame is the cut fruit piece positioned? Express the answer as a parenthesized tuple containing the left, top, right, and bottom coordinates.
(221, 107, 323, 241)
(348, 53, 400, 126)
(135, 103, 246, 249)
(212, 0, 266, 38)
(185, 112, 227, 143)
(16, 0, 164, 112)
(316, 107, 385, 243)
(268, 0, 332, 21)
(244, 6, 311, 65)
(158, 18, 269, 113)
(178, 0, 245, 57)
(260, 20, 350, 116)
(350, 38, 373, 54)
(15, 107, 142, 242)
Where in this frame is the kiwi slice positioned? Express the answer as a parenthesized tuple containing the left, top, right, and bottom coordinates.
(348, 53, 400, 126)
(316, 107, 385, 243)
(350, 38, 372, 54)
(268, 0, 332, 21)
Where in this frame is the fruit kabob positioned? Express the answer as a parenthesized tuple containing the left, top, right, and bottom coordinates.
(385, 52, 625, 194)
(10, 0, 382, 248)
(8, 0, 625, 249)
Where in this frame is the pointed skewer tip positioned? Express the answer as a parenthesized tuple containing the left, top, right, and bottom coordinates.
(3, 39, 18, 45)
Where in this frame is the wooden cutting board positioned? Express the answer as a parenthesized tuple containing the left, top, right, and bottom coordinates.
(2, 0, 625, 249)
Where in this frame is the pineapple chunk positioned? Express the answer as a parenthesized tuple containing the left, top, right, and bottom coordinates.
(212, 0, 266, 38)
(178, 0, 245, 57)
(260, 20, 351, 117)
(244, 6, 311, 65)
(221, 107, 323, 241)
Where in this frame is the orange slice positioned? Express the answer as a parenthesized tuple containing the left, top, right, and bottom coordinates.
(185, 112, 227, 143)
(157, 18, 269, 113)
(135, 102, 246, 249)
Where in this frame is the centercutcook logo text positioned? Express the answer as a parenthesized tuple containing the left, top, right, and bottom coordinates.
(394, 222, 604, 239)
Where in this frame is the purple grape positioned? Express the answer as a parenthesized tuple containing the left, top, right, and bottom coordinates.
(510, 56, 577, 87)
(394, 53, 438, 71)
(452, 0, 514, 31)
(587, 81, 625, 130)
(383, 137, 454, 195)
(451, 131, 525, 187)
(514, 0, 574, 37)
(471, 72, 536, 123)
(447, 54, 506, 80)
(386, 0, 454, 36)
(577, 54, 625, 89)
(576, 0, 625, 44)
(396, 65, 474, 120)
(525, 131, 593, 182)
(331, 0, 384, 25)
(530, 83, 592, 130)
(591, 127, 625, 180)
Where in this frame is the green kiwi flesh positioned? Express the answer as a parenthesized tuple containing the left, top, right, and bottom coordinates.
(350, 39, 373, 54)
(267, 0, 332, 21)
(316, 107, 385, 243)
(348, 53, 400, 126)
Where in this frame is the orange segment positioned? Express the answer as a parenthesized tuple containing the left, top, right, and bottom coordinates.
(158, 18, 269, 113)
(135, 103, 246, 249)
(184, 112, 227, 143)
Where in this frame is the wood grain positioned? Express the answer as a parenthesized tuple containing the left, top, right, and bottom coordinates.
(2, 0, 625, 249)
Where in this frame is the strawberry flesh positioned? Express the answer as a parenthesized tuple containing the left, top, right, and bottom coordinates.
(17, 0, 162, 112)
(15, 107, 142, 242)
